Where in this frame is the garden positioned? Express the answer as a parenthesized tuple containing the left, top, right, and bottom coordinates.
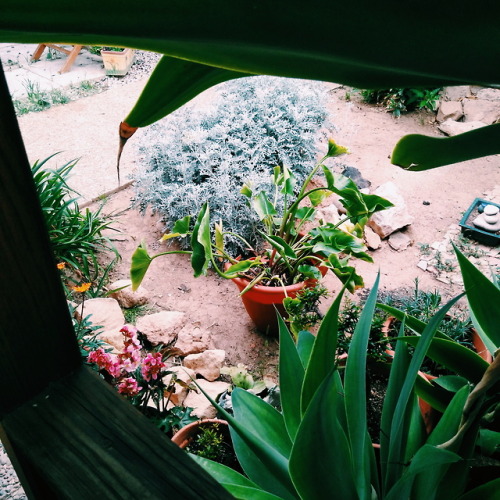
(0, 4, 499, 498)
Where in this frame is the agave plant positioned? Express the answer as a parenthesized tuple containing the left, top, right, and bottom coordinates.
(189, 247, 499, 499)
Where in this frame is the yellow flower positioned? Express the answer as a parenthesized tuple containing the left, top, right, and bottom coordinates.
(56, 262, 66, 270)
(72, 282, 91, 293)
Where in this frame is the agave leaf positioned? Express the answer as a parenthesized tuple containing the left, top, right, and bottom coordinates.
(414, 375, 453, 413)
(391, 124, 500, 171)
(296, 330, 315, 368)
(130, 241, 152, 290)
(344, 273, 380, 499)
(458, 478, 500, 500)
(454, 245, 500, 352)
(278, 314, 305, 441)
(289, 371, 358, 499)
(191, 202, 212, 277)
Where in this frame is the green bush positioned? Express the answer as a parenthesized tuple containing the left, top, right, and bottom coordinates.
(133, 76, 334, 254)
(361, 87, 441, 117)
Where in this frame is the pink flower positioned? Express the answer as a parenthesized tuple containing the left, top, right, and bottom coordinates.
(88, 348, 122, 378)
(141, 352, 165, 381)
(118, 377, 141, 396)
(120, 348, 141, 373)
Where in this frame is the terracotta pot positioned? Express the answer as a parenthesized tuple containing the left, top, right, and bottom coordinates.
(417, 372, 442, 434)
(472, 329, 493, 363)
(101, 48, 135, 76)
(229, 273, 316, 335)
(171, 418, 228, 449)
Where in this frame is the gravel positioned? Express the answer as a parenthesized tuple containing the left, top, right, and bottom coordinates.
(0, 443, 27, 499)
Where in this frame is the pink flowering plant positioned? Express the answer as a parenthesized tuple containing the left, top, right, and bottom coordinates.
(86, 324, 196, 434)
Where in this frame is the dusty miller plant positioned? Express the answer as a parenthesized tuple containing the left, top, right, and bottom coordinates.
(133, 76, 334, 254)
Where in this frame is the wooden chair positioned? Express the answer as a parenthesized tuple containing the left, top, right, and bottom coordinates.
(31, 43, 84, 73)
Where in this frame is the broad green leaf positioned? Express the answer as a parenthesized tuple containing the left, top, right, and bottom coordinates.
(322, 164, 335, 190)
(191, 202, 212, 277)
(434, 375, 468, 392)
(290, 370, 358, 499)
(214, 221, 224, 257)
(296, 264, 321, 280)
(278, 314, 305, 441)
(458, 478, 500, 500)
(455, 245, 500, 351)
(240, 183, 253, 198)
(301, 280, 348, 413)
(260, 233, 297, 259)
(477, 429, 500, 456)
(223, 485, 285, 500)
(124, 56, 249, 128)
(280, 165, 296, 196)
(224, 259, 257, 278)
(251, 192, 276, 222)
(172, 215, 191, 235)
(391, 124, 500, 171)
(294, 206, 315, 221)
(296, 330, 315, 368)
(344, 272, 380, 499)
(325, 139, 349, 158)
(385, 445, 460, 500)
(130, 241, 152, 290)
(308, 189, 330, 207)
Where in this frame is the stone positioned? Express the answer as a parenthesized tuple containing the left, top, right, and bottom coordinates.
(436, 101, 463, 123)
(472, 214, 500, 232)
(388, 231, 413, 251)
(171, 324, 214, 356)
(76, 298, 125, 351)
(136, 311, 186, 346)
(368, 182, 414, 238)
(438, 119, 487, 136)
(183, 379, 230, 419)
(163, 366, 196, 405)
(317, 204, 340, 225)
(463, 99, 500, 125)
(441, 86, 471, 101)
(475, 88, 500, 101)
(364, 226, 381, 250)
(341, 165, 371, 189)
(417, 260, 428, 271)
(183, 349, 226, 381)
(108, 279, 150, 308)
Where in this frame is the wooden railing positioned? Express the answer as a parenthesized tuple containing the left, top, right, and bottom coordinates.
(0, 62, 231, 499)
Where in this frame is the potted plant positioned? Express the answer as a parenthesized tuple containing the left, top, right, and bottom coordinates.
(189, 247, 500, 499)
(130, 140, 393, 334)
(96, 46, 135, 76)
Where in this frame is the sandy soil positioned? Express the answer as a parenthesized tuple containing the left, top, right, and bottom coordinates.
(18, 76, 500, 377)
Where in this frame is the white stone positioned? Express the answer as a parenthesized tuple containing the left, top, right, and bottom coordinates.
(388, 232, 413, 251)
(183, 379, 230, 419)
(475, 88, 500, 101)
(436, 101, 463, 123)
(76, 298, 125, 351)
(183, 349, 226, 381)
(441, 86, 471, 101)
(163, 366, 196, 406)
(368, 182, 413, 238)
(172, 324, 214, 356)
(364, 226, 381, 250)
(463, 99, 500, 125)
(318, 204, 340, 225)
(438, 119, 487, 136)
(484, 205, 499, 216)
(417, 260, 428, 271)
(136, 311, 186, 346)
(108, 279, 150, 308)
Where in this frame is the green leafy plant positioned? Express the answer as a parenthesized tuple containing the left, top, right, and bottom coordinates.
(191, 247, 499, 499)
(131, 140, 393, 295)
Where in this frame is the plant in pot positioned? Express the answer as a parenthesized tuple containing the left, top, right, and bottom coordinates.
(190, 247, 500, 499)
(90, 45, 135, 76)
(130, 139, 393, 334)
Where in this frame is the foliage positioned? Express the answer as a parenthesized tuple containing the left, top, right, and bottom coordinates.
(131, 140, 393, 296)
(12, 79, 70, 115)
(361, 87, 441, 117)
(70, 304, 108, 360)
(192, 248, 499, 499)
(88, 46, 124, 54)
(133, 76, 333, 254)
(32, 155, 120, 285)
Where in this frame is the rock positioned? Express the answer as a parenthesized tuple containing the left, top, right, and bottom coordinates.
(109, 279, 150, 308)
(76, 298, 125, 351)
(183, 349, 226, 381)
(364, 226, 381, 250)
(441, 86, 471, 101)
(136, 311, 186, 346)
(417, 260, 428, 271)
(317, 204, 340, 225)
(341, 166, 371, 189)
(163, 366, 196, 405)
(183, 379, 230, 419)
(172, 324, 214, 356)
(463, 99, 500, 125)
(436, 101, 463, 123)
(438, 119, 487, 136)
(475, 88, 500, 101)
(368, 182, 413, 238)
(388, 232, 413, 251)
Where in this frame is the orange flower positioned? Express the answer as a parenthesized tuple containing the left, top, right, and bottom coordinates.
(72, 282, 91, 293)
(56, 262, 66, 270)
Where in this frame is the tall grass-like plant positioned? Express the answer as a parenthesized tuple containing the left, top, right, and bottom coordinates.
(133, 76, 333, 254)
(32, 155, 120, 280)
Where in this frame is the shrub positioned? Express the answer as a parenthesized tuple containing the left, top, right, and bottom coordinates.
(133, 76, 334, 254)
(360, 87, 441, 116)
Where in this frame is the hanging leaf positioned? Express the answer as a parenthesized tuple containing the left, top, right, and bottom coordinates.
(130, 241, 152, 290)
(191, 203, 212, 277)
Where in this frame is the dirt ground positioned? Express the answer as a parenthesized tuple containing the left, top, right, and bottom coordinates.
(22, 77, 500, 377)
